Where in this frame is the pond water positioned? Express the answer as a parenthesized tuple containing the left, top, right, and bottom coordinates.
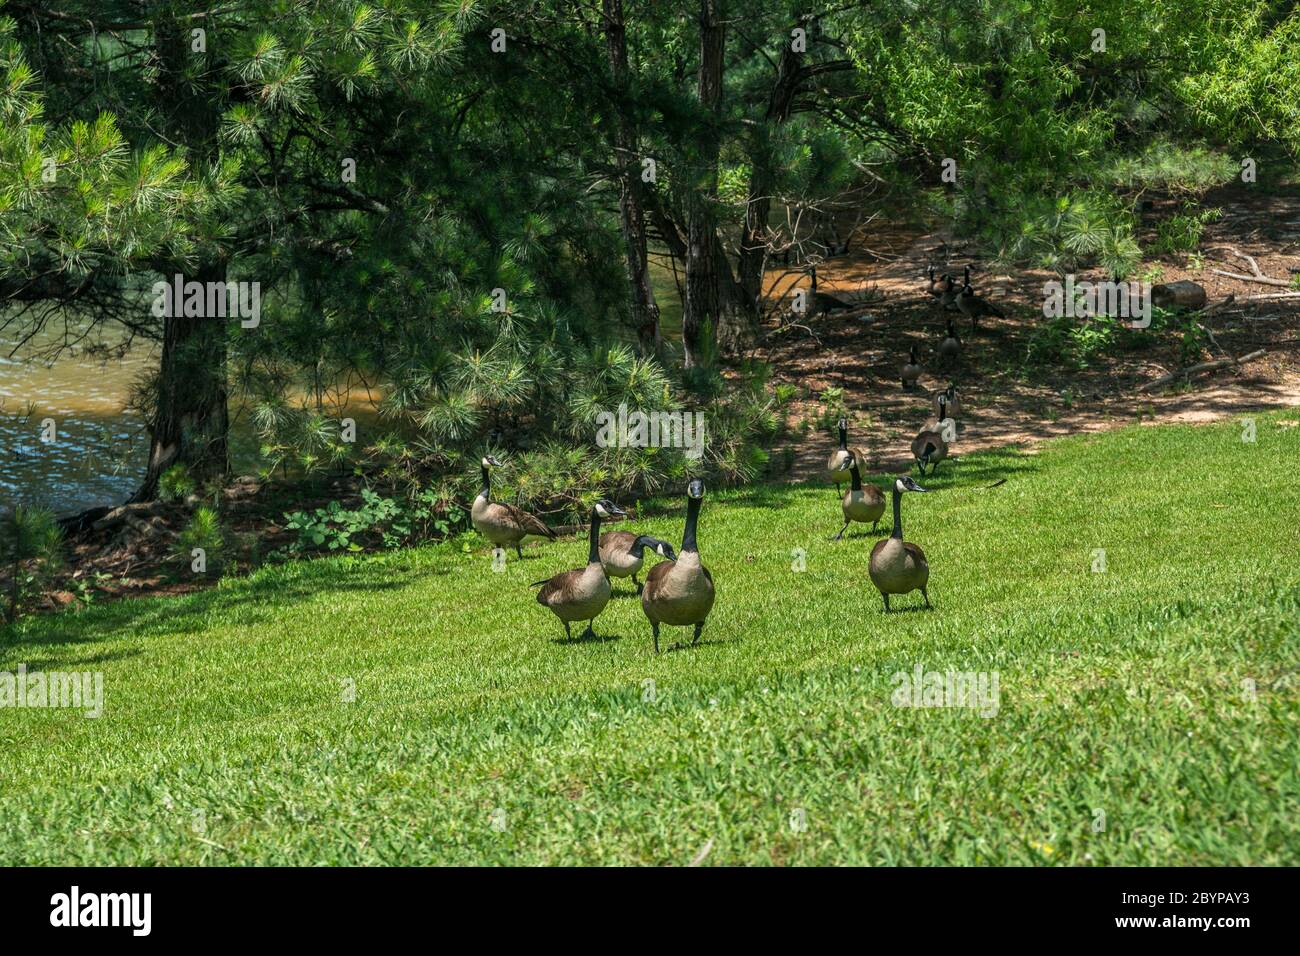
(1, 320, 155, 514)
(1, 267, 688, 515)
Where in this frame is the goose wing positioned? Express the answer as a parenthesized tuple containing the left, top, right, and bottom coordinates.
(599, 530, 638, 555)
(534, 567, 580, 605)
(641, 558, 675, 603)
(902, 541, 928, 569)
(499, 502, 556, 539)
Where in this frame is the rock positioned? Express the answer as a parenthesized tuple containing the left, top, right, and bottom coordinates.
(1151, 280, 1207, 311)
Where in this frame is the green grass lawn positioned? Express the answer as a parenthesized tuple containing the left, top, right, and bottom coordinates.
(2, 412, 1298, 865)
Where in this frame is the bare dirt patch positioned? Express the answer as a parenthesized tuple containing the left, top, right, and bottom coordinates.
(754, 184, 1300, 480)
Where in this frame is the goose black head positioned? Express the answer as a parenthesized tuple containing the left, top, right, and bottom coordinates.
(909, 345, 918, 363)
(655, 540, 677, 559)
(946, 384, 957, 399)
(593, 498, 626, 520)
(687, 478, 705, 500)
(895, 475, 928, 494)
(482, 454, 504, 468)
(936, 394, 949, 418)
(837, 416, 848, 431)
(927, 265, 935, 280)
(963, 264, 971, 283)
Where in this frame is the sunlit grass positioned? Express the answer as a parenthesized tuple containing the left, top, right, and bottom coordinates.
(1, 412, 1298, 864)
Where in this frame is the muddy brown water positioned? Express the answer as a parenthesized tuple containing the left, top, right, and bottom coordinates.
(0, 319, 386, 515)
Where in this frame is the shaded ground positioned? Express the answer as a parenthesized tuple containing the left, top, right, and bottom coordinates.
(756, 183, 1300, 480)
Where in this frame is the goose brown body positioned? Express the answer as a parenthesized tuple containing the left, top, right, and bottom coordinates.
(901, 346, 922, 389)
(641, 551, 715, 627)
(910, 425, 948, 474)
(536, 562, 611, 621)
(472, 497, 555, 549)
(869, 537, 930, 596)
(471, 456, 555, 556)
(533, 500, 624, 639)
(640, 479, 714, 653)
(827, 446, 871, 485)
(598, 530, 644, 577)
(868, 476, 932, 611)
(842, 484, 885, 528)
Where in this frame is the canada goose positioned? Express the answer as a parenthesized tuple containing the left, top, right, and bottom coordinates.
(910, 398, 952, 476)
(956, 280, 1005, 332)
(869, 476, 932, 612)
(808, 265, 852, 313)
(832, 452, 885, 541)
(938, 274, 960, 311)
(532, 499, 626, 640)
(471, 455, 557, 558)
(599, 531, 676, 594)
(641, 478, 715, 654)
(938, 320, 962, 365)
(901, 345, 922, 390)
(926, 266, 942, 300)
(826, 417, 870, 495)
(931, 383, 961, 419)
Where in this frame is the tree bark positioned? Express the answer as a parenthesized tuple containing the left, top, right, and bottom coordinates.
(731, 39, 805, 350)
(134, 264, 231, 500)
(683, 0, 726, 369)
(602, 0, 661, 355)
(135, 13, 229, 500)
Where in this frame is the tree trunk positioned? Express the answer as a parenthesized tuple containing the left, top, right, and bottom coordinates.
(683, 0, 725, 369)
(135, 14, 229, 500)
(603, 0, 661, 355)
(134, 265, 231, 500)
(731, 40, 804, 350)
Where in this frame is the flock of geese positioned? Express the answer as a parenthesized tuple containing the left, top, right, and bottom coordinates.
(473, 458, 713, 653)
(466, 261, 1008, 650)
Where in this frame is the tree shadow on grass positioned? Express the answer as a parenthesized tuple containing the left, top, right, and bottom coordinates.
(1, 564, 422, 658)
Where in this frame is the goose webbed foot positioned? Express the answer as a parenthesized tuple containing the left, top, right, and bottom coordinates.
(831, 522, 849, 542)
(922, 587, 932, 609)
(581, 623, 596, 640)
(691, 622, 704, 646)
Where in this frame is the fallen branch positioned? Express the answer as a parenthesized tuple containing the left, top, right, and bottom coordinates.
(1139, 349, 1267, 391)
(1194, 293, 1235, 317)
(1210, 246, 1292, 287)
(1246, 291, 1300, 300)
(1209, 268, 1292, 287)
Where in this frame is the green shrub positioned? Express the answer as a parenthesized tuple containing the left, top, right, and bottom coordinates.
(158, 464, 196, 502)
(1152, 206, 1222, 255)
(178, 507, 226, 574)
(0, 506, 63, 625)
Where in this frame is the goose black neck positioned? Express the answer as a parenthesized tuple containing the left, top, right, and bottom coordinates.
(810, 268, 818, 292)
(682, 496, 702, 553)
(837, 424, 847, 449)
(630, 535, 652, 559)
(588, 509, 602, 564)
(850, 464, 863, 491)
(891, 488, 904, 539)
(909, 346, 917, 364)
(479, 465, 490, 500)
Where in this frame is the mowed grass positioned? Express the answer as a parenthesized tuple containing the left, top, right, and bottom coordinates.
(2, 413, 1299, 865)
